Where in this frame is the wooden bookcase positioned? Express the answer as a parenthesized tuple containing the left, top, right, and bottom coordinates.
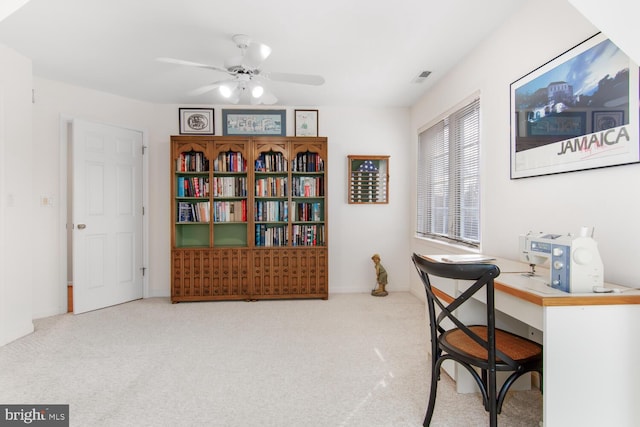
(171, 135, 328, 302)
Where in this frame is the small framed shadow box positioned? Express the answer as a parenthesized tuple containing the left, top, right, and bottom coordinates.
(348, 155, 389, 204)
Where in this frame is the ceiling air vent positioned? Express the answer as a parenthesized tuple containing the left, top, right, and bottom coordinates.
(412, 70, 432, 84)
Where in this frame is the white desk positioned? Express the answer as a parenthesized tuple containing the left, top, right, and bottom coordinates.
(422, 255, 640, 427)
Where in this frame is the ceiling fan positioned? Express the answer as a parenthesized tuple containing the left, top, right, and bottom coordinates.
(157, 34, 325, 105)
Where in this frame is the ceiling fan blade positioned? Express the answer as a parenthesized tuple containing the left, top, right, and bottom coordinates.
(156, 57, 229, 74)
(188, 82, 222, 96)
(264, 71, 325, 86)
(244, 42, 272, 69)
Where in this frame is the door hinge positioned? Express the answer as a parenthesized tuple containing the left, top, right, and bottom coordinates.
(141, 267, 147, 276)
(142, 206, 145, 215)
(142, 145, 148, 155)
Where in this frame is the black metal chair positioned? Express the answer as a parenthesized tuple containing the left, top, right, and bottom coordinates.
(411, 253, 543, 427)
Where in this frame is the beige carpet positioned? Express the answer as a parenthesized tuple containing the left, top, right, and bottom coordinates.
(0, 293, 541, 426)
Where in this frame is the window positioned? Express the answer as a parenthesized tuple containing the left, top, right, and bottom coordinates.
(417, 97, 480, 247)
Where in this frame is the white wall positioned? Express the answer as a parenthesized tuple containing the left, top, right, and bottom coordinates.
(319, 107, 411, 293)
(0, 43, 34, 346)
(0, 0, 30, 22)
(410, 0, 640, 297)
(29, 79, 412, 318)
(568, 0, 640, 66)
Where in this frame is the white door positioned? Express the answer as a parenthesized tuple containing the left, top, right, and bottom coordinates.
(72, 119, 143, 314)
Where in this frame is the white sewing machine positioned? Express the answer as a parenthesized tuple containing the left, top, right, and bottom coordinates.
(519, 227, 604, 293)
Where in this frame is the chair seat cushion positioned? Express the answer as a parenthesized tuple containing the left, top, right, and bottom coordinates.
(442, 325, 542, 363)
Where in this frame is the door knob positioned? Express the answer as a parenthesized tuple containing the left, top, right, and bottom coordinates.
(77, 224, 86, 229)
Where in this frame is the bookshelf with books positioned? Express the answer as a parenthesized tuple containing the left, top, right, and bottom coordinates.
(291, 144, 325, 248)
(253, 140, 289, 249)
(252, 138, 328, 299)
(173, 140, 211, 248)
(171, 135, 328, 302)
(212, 140, 249, 248)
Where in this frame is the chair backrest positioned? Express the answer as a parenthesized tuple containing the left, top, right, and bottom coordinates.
(411, 253, 518, 368)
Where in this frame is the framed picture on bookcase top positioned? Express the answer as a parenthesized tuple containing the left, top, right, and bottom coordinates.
(179, 108, 214, 135)
(222, 109, 286, 136)
(295, 109, 319, 137)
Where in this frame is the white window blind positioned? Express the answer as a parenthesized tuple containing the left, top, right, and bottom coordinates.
(417, 98, 480, 247)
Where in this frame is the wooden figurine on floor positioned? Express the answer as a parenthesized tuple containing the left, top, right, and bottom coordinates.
(371, 253, 388, 297)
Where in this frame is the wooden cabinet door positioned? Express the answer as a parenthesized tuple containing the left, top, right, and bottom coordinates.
(295, 248, 328, 297)
(212, 249, 250, 298)
(252, 250, 275, 297)
(311, 248, 328, 297)
(252, 248, 327, 299)
(172, 248, 250, 301)
(172, 249, 210, 300)
(252, 249, 293, 298)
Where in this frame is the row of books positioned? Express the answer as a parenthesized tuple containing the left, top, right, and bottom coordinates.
(177, 176, 209, 198)
(177, 150, 324, 173)
(179, 202, 322, 222)
(254, 225, 326, 247)
(212, 176, 247, 197)
(214, 151, 246, 172)
(213, 200, 247, 222)
(255, 152, 287, 172)
(255, 225, 288, 247)
(292, 176, 324, 197)
(293, 202, 322, 222)
(292, 152, 324, 172)
(255, 201, 288, 222)
(177, 151, 209, 172)
(255, 177, 287, 197)
(292, 225, 325, 246)
(177, 201, 210, 223)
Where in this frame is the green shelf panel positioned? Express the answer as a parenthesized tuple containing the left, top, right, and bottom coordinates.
(175, 223, 210, 247)
(214, 223, 248, 247)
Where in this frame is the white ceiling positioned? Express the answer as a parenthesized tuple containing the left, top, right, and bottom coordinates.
(0, 0, 527, 107)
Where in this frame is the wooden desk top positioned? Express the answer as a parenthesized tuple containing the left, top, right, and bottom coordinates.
(496, 273, 640, 306)
(419, 254, 640, 307)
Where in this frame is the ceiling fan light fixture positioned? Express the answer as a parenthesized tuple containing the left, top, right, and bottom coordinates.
(219, 85, 231, 98)
(219, 81, 238, 98)
(251, 84, 264, 98)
